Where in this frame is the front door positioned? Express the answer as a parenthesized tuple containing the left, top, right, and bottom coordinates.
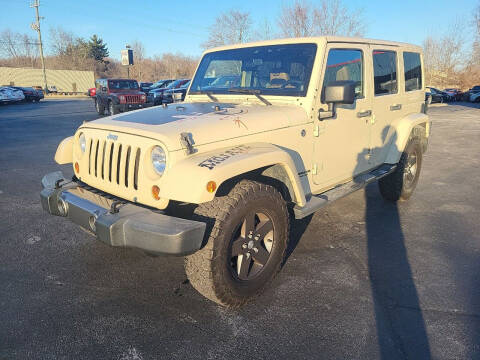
(312, 43, 372, 190)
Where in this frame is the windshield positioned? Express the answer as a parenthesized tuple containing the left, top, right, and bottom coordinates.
(190, 43, 317, 97)
(166, 80, 182, 89)
(108, 80, 139, 89)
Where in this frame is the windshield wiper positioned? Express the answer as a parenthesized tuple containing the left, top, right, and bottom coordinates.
(203, 91, 218, 102)
(228, 88, 271, 106)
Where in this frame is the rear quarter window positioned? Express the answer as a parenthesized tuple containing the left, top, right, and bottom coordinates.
(403, 52, 422, 91)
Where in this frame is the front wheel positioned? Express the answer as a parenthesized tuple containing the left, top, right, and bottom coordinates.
(108, 101, 119, 115)
(185, 180, 289, 308)
(378, 139, 423, 202)
(95, 99, 105, 115)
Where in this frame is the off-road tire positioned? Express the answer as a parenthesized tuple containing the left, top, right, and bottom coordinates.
(378, 139, 423, 202)
(95, 99, 105, 115)
(108, 100, 119, 115)
(185, 180, 289, 308)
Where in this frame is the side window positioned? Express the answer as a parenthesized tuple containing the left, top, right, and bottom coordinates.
(323, 49, 363, 98)
(373, 50, 397, 95)
(403, 52, 422, 91)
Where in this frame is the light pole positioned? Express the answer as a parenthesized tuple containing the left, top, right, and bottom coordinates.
(125, 44, 130, 78)
(30, 0, 48, 92)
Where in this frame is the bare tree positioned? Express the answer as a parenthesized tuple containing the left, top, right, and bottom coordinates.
(423, 22, 466, 88)
(471, 2, 480, 65)
(203, 10, 252, 48)
(313, 0, 365, 37)
(48, 27, 94, 71)
(278, 1, 313, 37)
(474, 2, 480, 36)
(278, 0, 365, 38)
(252, 19, 276, 41)
(0, 29, 38, 67)
(128, 40, 146, 79)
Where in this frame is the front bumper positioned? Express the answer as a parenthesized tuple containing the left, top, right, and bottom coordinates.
(40, 172, 206, 256)
(114, 102, 149, 112)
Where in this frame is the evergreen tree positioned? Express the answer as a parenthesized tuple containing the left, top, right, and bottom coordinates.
(88, 34, 108, 62)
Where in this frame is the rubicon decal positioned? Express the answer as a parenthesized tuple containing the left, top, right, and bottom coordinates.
(198, 145, 251, 170)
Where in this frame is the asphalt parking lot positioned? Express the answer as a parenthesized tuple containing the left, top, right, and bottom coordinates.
(1, 99, 480, 359)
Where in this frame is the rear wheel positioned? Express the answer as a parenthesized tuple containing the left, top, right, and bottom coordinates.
(379, 139, 423, 202)
(185, 180, 289, 308)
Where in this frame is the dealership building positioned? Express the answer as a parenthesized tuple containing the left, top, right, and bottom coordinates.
(0, 67, 94, 93)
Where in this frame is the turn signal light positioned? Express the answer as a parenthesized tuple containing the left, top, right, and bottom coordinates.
(74, 162, 80, 173)
(206, 181, 217, 193)
(152, 185, 160, 200)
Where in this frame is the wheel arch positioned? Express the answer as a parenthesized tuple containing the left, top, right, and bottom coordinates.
(159, 143, 308, 207)
(385, 113, 430, 164)
(54, 136, 73, 164)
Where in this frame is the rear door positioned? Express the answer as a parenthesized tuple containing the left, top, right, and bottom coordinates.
(312, 43, 373, 189)
(368, 46, 404, 165)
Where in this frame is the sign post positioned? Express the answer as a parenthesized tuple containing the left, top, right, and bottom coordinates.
(121, 48, 134, 78)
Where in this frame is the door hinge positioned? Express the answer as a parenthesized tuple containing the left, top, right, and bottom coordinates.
(313, 125, 319, 137)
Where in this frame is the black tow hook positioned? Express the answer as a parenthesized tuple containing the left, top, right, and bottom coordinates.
(110, 200, 125, 214)
(54, 179, 64, 189)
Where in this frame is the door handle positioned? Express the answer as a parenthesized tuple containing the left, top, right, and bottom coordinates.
(390, 104, 402, 111)
(357, 110, 372, 118)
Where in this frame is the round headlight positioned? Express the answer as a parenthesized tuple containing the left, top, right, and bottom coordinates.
(151, 146, 166, 176)
(79, 132, 86, 153)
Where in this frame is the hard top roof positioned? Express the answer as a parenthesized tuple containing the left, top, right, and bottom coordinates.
(204, 36, 422, 54)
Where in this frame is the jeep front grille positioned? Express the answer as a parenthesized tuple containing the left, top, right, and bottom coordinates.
(87, 138, 141, 190)
(125, 95, 143, 103)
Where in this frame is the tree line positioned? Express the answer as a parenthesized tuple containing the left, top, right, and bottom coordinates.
(0, 0, 479, 89)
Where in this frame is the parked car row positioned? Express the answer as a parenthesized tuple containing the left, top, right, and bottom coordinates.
(466, 85, 480, 102)
(425, 85, 480, 104)
(89, 77, 192, 115)
(146, 79, 190, 105)
(0, 86, 44, 105)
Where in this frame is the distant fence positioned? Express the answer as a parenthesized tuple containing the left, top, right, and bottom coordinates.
(0, 67, 95, 93)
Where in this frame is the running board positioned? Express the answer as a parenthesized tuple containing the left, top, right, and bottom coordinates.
(294, 164, 397, 219)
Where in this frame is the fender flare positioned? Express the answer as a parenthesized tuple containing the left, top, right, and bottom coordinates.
(159, 143, 308, 206)
(385, 113, 430, 164)
(54, 136, 73, 164)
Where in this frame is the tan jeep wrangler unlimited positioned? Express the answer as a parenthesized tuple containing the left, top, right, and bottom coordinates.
(41, 37, 430, 307)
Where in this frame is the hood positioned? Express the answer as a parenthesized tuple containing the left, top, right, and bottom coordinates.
(150, 87, 169, 93)
(81, 102, 307, 151)
(109, 89, 145, 95)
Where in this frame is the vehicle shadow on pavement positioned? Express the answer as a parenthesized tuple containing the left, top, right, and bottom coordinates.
(365, 183, 431, 359)
(284, 210, 313, 263)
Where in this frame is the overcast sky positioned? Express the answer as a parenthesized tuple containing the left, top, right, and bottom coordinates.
(1, 0, 477, 59)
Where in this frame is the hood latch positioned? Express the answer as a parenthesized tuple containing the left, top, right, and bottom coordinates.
(180, 132, 196, 155)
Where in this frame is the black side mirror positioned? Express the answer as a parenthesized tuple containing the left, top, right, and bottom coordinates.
(319, 80, 356, 120)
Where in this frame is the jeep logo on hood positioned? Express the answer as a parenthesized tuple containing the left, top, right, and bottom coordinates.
(107, 133, 118, 141)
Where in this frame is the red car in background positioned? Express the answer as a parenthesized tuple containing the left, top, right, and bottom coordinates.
(87, 87, 96, 97)
(444, 88, 462, 101)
